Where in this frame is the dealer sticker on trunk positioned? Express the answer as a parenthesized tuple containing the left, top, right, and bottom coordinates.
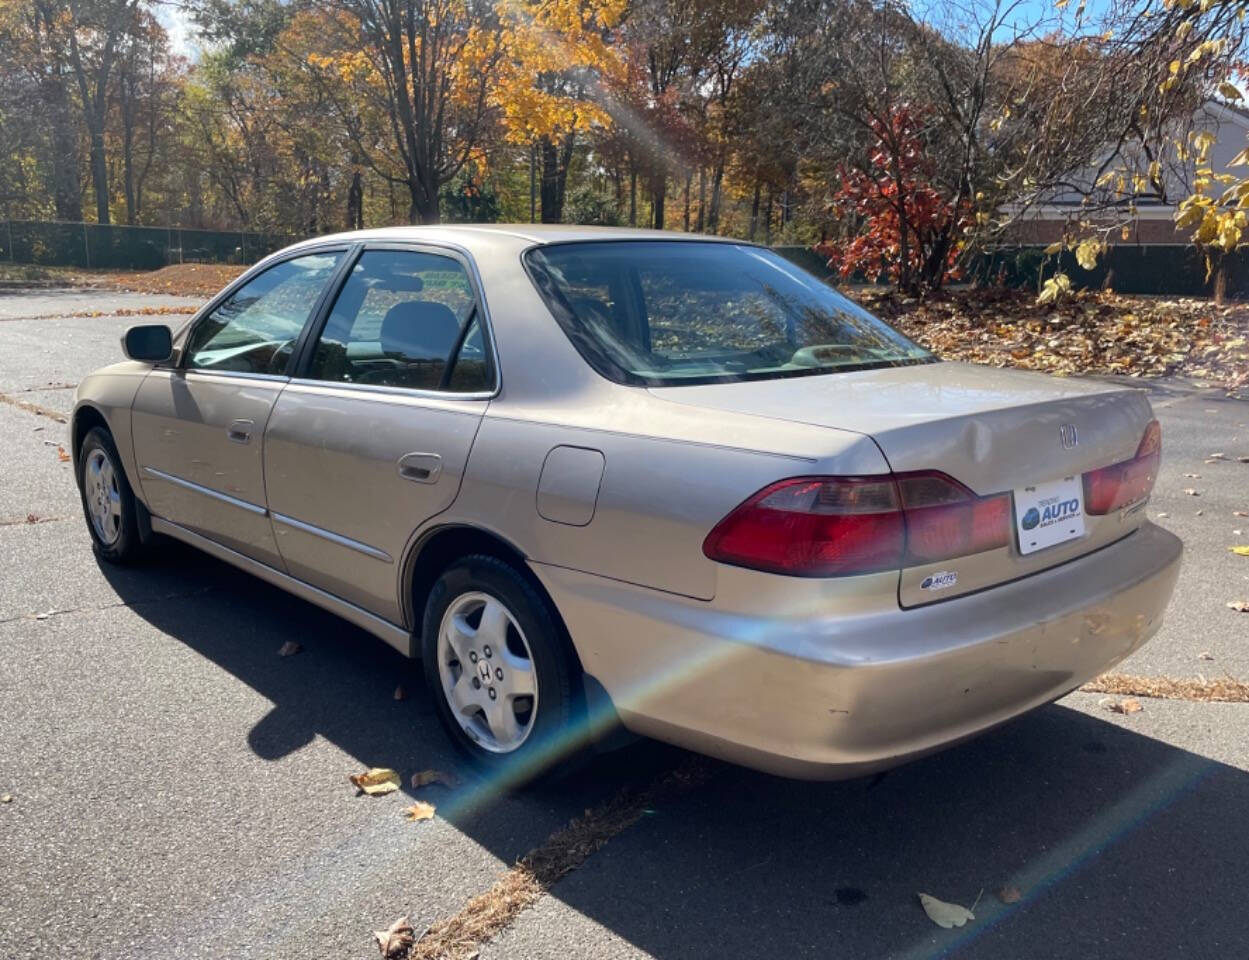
(1013, 475, 1086, 555)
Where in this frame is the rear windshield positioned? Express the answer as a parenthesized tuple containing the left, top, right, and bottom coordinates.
(523, 241, 934, 386)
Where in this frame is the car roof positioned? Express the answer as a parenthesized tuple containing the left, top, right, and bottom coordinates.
(286, 223, 741, 254)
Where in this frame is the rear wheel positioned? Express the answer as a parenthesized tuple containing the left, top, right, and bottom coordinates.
(77, 426, 144, 564)
(421, 554, 582, 780)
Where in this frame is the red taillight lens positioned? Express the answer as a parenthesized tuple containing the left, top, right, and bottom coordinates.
(703, 471, 1012, 577)
(897, 473, 1011, 565)
(702, 476, 905, 576)
(1083, 419, 1161, 515)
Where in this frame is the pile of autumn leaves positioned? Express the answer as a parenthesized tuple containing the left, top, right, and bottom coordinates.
(859, 287, 1249, 395)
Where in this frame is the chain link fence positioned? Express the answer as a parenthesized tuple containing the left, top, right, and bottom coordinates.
(0, 220, 297, 270)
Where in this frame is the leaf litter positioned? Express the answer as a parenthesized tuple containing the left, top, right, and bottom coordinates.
(349, 768, 402, 796)
(411, 769, 460, 789)
(1084, 673, 1249, 702)
(855, 288, 1249, 396)
(374, 916, 417, 959)
(918, 890, 980, 928)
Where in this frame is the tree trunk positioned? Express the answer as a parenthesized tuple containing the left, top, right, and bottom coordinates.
(43, 75, 82, 222)
(629, 167, 637, 226)
(707, 154, 726, 233)
(682, 170, 691, 232)
(748, 181, 761, 240)
(539, 132, 575, 224)
(409, 178, 439, 224)
(763, 185, 773, 244)
(652, 175, 665, 230)
(88, 128, 110, 225)
(695, 167, 706, 233)
(1214, 258, 1228, 306)
(122, 118, 137, 225)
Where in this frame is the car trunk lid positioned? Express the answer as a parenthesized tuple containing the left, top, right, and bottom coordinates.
(651, 362, 1157, 604)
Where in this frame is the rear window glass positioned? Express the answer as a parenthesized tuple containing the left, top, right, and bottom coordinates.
(523, 241, 933, 386)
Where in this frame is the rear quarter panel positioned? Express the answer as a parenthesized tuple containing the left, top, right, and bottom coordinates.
(451, 394, 891, 601)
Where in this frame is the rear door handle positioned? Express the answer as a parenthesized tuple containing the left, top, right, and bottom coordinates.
(398, 452, 442, 484)
(227, 419, 254, 444)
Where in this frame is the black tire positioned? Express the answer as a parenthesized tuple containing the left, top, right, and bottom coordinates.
(77, 426, 145, 564)
(421, 554, 583, 782)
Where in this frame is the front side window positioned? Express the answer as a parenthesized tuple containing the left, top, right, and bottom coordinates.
(524, 241, 934, 386)
(306, 249, 488, 392)
(184, 252, 343, 374)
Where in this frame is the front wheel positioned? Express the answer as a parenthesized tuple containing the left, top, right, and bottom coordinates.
(77, 426, 144, 564)
(421, 555, 582, 780)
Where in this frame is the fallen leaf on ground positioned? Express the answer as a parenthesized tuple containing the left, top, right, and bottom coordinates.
(918, 892, 976, 928)
(1230, 546, 1249, 557)
(1236, 511, 1249, 517)
(997, 885, 1022, 904)
(393, 684, 405, 701)
(1156, 512, 1169, 518)
(277, 640, 302, 657)
(1, 794, 11, 803)
(410, 769, 459, 789)
(404, 801, 436, 822)
(1199, 652, 1215, 660)
(1228, 601, 1249, 612)
(56, 446, 69, 462)
(350, 768, 402, 795)
(1109, 698, 1143, 714)
(373, 916, 415, 958)
(1209, 452, 1228, 460)
(1196, 510, 1205, 516)
(1183, 473, 1202, 478)
(1238, 456, 1249, 463)
(1184, 488, 1200, 496)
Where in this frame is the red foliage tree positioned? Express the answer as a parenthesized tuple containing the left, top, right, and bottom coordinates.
(816, 107, 971, 294)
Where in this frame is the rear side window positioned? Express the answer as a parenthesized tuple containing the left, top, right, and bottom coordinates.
(524, 241, 933, 386)
(306, 249, 490, 392)
(184, 252, 342, 375)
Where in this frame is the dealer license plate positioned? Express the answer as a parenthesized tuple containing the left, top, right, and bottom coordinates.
(1013, 475, 1086, 555)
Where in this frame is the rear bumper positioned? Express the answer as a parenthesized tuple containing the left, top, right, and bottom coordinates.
(533, 522, 1182, 779)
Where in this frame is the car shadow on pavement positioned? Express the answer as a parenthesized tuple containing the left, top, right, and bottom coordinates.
(100, 543, 1248, 960)
(95, 541, 685, 855)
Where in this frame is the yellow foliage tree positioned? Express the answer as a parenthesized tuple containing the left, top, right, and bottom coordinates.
(493, 0, 627, 222)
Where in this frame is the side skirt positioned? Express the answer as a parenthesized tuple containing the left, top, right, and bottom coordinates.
(151, 517, 415, 657)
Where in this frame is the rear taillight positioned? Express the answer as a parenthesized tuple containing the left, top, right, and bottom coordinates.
(1083, 419, 1161, 515)
(897, 473, 1011, 565)
(703, 471, 1011, 577)
(702, 476, 904, 577)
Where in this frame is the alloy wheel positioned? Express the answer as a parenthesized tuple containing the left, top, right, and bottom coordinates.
(84, 448, 122, 546)
(436, 590, 539, 753)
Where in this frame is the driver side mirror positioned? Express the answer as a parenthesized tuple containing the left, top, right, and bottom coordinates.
(121, 324, 173, 363)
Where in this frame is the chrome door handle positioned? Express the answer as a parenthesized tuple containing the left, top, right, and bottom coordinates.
(227, 419, 254, 444)
(398, 452, 442, 484)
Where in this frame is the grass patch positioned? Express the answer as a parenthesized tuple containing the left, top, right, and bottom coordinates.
(1081, 672, 1249, 703)
(0, 263, 90, 287)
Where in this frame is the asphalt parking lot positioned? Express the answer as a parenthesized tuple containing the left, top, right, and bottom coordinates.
(2, 288, 1248, 960)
